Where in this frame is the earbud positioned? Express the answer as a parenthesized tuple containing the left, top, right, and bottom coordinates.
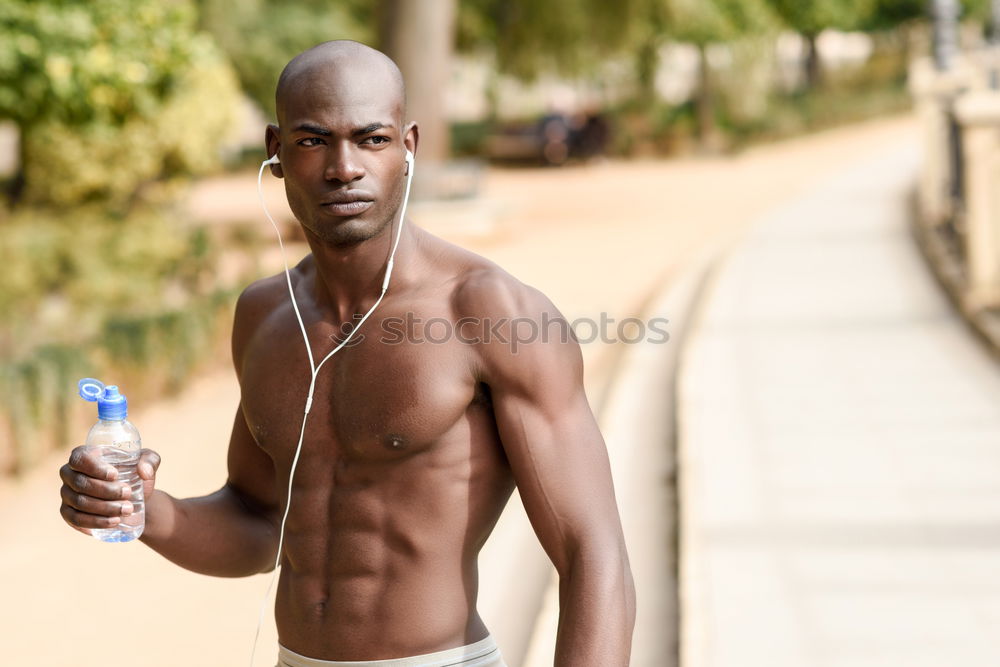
(264, 153, 280, 166)
(404, 149, 414, 175)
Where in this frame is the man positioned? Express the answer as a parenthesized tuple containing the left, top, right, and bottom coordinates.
(59, 41, 635, 666)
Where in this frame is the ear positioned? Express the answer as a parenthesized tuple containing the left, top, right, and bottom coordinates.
(403, 121, 419, 161)
(264, 124, 284, 178)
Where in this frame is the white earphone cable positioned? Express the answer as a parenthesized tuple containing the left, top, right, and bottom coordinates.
(249, 152, 413, 666)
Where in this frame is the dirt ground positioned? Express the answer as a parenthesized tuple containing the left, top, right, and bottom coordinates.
(0, 113, 918, 666)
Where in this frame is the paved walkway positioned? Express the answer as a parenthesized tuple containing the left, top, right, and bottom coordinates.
(678, 141, 1000, 666)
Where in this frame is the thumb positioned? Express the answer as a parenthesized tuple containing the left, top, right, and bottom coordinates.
(137, 449, 161, 480)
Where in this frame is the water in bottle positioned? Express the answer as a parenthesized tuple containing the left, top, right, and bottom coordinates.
(78, 378, 145, 543)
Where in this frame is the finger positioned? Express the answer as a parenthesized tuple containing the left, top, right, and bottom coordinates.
(59, 467, 131, 501)
(137, 449, 161, 480)
(60, 503, 122, 531)
(66, 446, 117, 481)
(60, 485, 133, 517)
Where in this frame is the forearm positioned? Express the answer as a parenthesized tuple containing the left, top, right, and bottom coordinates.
(554, 548, 636, 666)
(139, 485, 278, 577)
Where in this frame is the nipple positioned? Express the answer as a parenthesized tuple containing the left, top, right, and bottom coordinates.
(384, 434, 406, 451)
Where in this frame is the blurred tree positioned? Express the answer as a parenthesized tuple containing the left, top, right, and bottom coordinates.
(962, 0, 993, 23)
(765, 0, 867, 88)
(197, 0, 371, 119)
(630, 1, 672, 105)
(456, 0, 780, 148)
(859, 0, 927, 30)
(832, 0, 990, 35)
(839, 0, 989, 69)
(665, 0, 778, 147)
(458, 0, 654, 126)
(379, 0, 457, 165)
(457, 0, 642, 81)
(0, 0, 240, 209)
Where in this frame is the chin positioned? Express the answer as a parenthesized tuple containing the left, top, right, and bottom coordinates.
(309, 217, 389, 247)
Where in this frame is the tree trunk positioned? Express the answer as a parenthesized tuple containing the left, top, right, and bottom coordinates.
(6, 122, 27, 207)
(378, 0, 457, 165)
(804, 32, 822, 89)
(636, 38, 659, 106)
(992, 0, 1000, 45)
(485, 65, 500, 124)
(695, 43, 718, 151)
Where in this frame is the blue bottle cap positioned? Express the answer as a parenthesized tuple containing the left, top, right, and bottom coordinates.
(78, 378, 128, 420)
(78, 378, 104, 401)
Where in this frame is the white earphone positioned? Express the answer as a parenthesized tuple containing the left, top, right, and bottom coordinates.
(249, 145, 415, 666)
(404, 147, 413, 174)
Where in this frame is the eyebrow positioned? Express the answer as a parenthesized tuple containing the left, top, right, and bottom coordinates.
(291, 122, 391, 138)
(292, 122, 332, 136)
(351, 122, 389, 137)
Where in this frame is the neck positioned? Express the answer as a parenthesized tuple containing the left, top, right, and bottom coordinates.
(304, 219, 417, 317)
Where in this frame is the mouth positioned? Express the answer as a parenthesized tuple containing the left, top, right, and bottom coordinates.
(320, 191, 375, 217)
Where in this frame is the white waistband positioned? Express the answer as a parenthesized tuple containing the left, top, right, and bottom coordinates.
(277, 635, 501, 667)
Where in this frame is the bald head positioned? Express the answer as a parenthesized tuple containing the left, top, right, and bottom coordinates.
(275, 41, 406, 125)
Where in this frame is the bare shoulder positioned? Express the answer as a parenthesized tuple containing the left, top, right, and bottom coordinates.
(454, 264, 556, 325)
(231, 259, 310, 375)
(419, 235, 552, 323)
(434, 238, 582, 388)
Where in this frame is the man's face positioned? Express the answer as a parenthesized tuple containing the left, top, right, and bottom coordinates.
(272, 67, 411, 246)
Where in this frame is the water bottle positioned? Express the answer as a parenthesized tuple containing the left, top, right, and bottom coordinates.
(78, 378, 144, 543)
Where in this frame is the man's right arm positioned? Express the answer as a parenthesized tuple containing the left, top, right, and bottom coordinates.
(59, 281, 282, 577)
(138, 405, 280, 577)
(138, 281, 282, 576)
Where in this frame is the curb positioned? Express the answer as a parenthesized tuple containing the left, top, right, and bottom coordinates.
(518, 247, 723, 667)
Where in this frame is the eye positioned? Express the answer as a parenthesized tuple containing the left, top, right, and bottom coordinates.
(362, 136, 390, 146)
(298, 137, 326, 147)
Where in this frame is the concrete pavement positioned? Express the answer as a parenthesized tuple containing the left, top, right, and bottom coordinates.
(677, 141, 1000, 666)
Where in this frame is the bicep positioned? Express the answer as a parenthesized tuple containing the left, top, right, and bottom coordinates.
(490, 352, 625, 575)
(463, 272, 626, 571)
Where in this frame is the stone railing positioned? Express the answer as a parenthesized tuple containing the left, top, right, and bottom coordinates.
(911, 50, 1000, 316)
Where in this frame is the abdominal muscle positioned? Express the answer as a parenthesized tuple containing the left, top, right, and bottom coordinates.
(274, 545, 486, 660)
(270, 441, 509, 661)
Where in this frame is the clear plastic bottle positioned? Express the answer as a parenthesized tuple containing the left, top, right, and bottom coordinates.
(78, 378, 144, 543)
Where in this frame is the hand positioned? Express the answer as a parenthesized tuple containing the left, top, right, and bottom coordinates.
(58, 446, 161, 535)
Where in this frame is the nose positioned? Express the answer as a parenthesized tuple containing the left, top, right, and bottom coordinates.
(323, 144, 364, 184)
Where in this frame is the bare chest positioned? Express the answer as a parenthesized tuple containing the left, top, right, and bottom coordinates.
(239, 306, 485, 465)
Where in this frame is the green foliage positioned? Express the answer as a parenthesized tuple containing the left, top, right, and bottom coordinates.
(0, 0, 240, 208)
(603, 39, 911, 156)
(765, 0, 990, 35)
(858, 0, 989, 31)
(960, 0, 993, 22)
(858, 0, 926, 31)
(716, 37, 781, 123)
(23, 58, 238, 207)
(0, 206, 217, 356)
(1, 343, 88, 472)
(0, 1, 191, 126)
(765, 0, 868, 36)
(724, 41, 911, 142)
(198, 0, 371, 118)
(457, 0, 648, 79)
(667, 0, 779, 45)
(0, 205, 238, 475)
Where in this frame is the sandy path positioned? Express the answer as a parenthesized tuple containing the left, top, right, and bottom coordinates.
(0, 113, 917, 666)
